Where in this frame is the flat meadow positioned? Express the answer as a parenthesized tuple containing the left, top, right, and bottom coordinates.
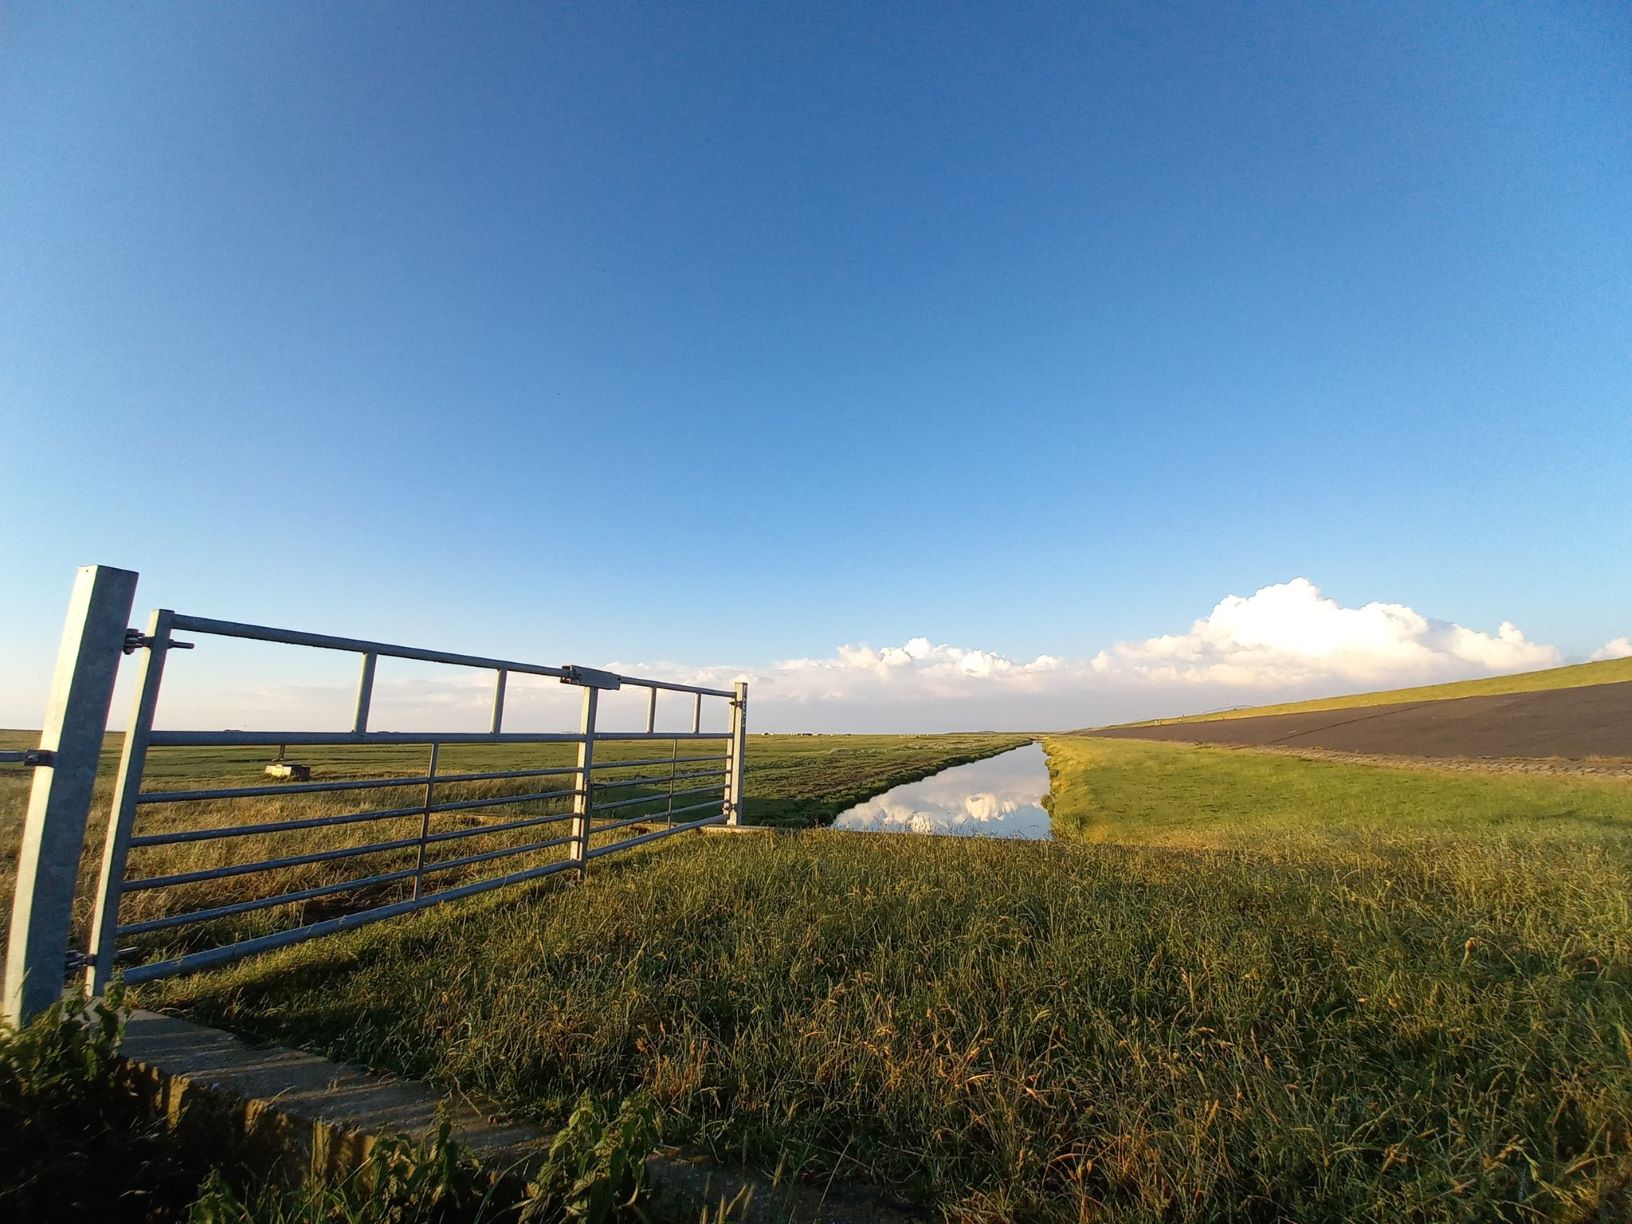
(95, 734, 1632, 1221)
(0, 729, 1027, 960)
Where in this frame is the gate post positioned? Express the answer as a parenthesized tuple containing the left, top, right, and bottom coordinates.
(4, 565, 138, 1026)
(85, 608, 175, 998)
(724, 681, 748, 826)
(569, 687, 598, 878)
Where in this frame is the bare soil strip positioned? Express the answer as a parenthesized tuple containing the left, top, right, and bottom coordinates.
(1183, 744, 1632, 782)
(1089, 679, 1632, 760)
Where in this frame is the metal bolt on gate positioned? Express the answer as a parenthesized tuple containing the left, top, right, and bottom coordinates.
(3, 565, 748, 1025)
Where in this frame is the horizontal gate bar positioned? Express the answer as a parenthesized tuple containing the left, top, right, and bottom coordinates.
(116, 866, 425, 936)
(598, 731, 728, 741)
(128, 785, 579, 847)
(137, 764, 581, 805)
(123, 834, 425, 892)
(619, 678, 735, 699)
(120, 857, 579, 984)
(129, 802, 424, 846)
(592, 768, 725, 793)
(422, 810, 572, 845)
(593, 784, 722, 814)
(419, 834, 573, 877)
(589, 798, 724, 837)
(146, 730, 729, 747)
(135, 758, 725, 808)
(169, 615, 572, 680)
(589, 754, 727, 772)
(167, 615, 737, 697)
(149, 731, 584, 748)
(584, 811, 726, 858)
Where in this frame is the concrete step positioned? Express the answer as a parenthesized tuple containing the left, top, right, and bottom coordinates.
(120, 1009, 916, 1223)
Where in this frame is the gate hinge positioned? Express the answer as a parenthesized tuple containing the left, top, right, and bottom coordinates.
(63, 950, 92, 971)
(124, 629, 195, 654)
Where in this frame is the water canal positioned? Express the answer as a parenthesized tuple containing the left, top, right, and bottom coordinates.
(831, 742, 1053, 839)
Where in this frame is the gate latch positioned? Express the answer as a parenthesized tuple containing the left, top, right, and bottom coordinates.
(0, 748, 54, 767)
(559, 665, 622, 690)
(124, 629, 196, 654)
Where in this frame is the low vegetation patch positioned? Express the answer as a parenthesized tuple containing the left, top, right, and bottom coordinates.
(152, 738, 1632, 1221)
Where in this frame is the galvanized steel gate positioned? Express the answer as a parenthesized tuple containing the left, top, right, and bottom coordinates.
(3, 565, 747, 1024)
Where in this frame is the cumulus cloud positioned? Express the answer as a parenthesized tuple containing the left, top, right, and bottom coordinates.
(1592, 636, 1632, 661)
(1087, 577, 1559, 689)
(604, 578, 1568, 730)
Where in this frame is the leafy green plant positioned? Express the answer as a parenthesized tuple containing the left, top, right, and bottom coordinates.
(362, 1120, 490, 1223)
(0, 986, 195, 1221)
(520, 1093, 659, 1223)
(184, 1099, 665, 1224)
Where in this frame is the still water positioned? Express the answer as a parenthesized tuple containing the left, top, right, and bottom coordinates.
(831, 742, 1053, 839)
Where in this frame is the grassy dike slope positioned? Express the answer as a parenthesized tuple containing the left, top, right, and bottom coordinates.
(1043, 734, 1632, 848)
(1103, 653, 1632, 728)
(152, 737, 1632, 1222)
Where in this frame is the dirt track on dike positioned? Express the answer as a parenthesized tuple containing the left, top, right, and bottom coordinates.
(1090, 680, 1632, 761)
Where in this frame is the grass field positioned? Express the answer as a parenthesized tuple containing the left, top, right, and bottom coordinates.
(132, 736, 1632, 1222)
(1099, 654, 1632, 728)
(1044, 735, 1632, 849)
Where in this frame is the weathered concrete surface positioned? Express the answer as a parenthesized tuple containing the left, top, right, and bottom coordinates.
(1090, 680, 1632, 760)
(120, 1009, 917, 1222)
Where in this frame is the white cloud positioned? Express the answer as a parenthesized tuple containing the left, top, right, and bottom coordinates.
(1591, 636, 1632, 661)
(131, 578, 1574, 733)
(1086, 577, 1559, 689)
(610, 578, 1564, 729)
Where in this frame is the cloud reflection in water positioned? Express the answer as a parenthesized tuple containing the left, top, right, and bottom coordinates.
(832, 743, 1052, 839)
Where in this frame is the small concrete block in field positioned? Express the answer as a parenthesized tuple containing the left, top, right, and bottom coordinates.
(265, 762, 311, 781)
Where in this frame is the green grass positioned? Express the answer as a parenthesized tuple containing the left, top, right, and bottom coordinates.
(143, 737, 1632, 1221)
(1043, 735, 1632, 850)
(1097, 654, 1632, 728)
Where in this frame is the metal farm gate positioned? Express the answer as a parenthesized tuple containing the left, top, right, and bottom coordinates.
(3, 565, 747, 1024)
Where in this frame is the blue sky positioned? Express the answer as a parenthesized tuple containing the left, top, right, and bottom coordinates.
(2, 2, 1628, 731)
